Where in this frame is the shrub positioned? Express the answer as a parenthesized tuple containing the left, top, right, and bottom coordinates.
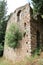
(0, 43, 3, 56)
(5, 23, 22, 49)
(0, 44, 3, 51)
(32, 48, 41, 56)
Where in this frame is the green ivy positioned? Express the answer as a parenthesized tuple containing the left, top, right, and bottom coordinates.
(5, 23, 22, 49)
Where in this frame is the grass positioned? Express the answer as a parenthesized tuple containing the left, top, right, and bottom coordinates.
(15, 55, 43, 65)
(0, 57, 13, 65)
(0, 53, 43, 65)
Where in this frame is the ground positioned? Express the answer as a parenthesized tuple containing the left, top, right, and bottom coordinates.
(0, 52, 43, 65)
(0, 57, 13, 65)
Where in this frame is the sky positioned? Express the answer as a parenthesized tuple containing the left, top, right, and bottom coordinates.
(7, 0, 32, 15)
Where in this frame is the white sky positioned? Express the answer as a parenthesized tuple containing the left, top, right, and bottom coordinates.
(7, 0, 31, 15)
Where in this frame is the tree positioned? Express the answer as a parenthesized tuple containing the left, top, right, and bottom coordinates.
(0, 0, 7, 20)
(32, 0, 43, 15)
(0, 0, 7, 43)
(0, 0, 7, 56)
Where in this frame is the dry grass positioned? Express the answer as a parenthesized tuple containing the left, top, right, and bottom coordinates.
(0, 57, 14, 65)
(0, 52, 43, 65)
(15, 55, 43, 65)
(14, 52, 43, 65)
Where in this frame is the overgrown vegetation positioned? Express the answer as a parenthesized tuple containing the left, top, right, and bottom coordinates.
(31, 0, 43, 19)
(0, 44, 3, 56)
(0, 54, 43, 65)
(32, 0, 43, 15)
(0, 0, 8, 56)
(32, 48, 41, 57)
(5, 23, 22, 49)
(0, 57, 13, 65)
(0, 0, 7, 20)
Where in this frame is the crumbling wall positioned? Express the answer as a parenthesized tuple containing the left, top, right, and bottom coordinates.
(4, 3, 31, 62)
(30, 19, 43, 52)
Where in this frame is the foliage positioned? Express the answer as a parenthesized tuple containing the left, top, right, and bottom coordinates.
(5, 24, 22, 49)
(32, 48, 41, 56)
(0, 44, 3, 51)
(0, 57, 13, 65)
(0, 0, 7, 20)
(32, 0, 43, 15)
(0, 0, 7, 45)
(0, 0, 7, 56)
(0, 0, 7, 44)
(0, 18, 8, 44)
(0, 43, 3, 56)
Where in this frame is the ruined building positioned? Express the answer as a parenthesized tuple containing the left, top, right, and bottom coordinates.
(4, 3, 43, 62)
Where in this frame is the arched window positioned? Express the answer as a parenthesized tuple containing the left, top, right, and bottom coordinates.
(17, 10, 21, 21)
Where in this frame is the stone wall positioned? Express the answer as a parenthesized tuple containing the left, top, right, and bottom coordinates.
(4, 3, 43, 62)
(4, 3, 32, 62)
(30, 18, 43, 52)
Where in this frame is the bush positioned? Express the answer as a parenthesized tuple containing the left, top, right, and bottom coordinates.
(0, 43, 3, 56)
(0, 44, 3, 51)
(32, 48, 41, 56)
(5, 23, 22, 49)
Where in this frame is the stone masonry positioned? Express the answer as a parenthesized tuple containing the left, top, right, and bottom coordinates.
(4, 3, 43, 62)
